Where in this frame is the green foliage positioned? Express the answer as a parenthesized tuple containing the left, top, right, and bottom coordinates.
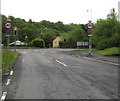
(2, 8, 119, 50)
(93, 8, 120, 50)
(2, 50, 19, 69)
(60, 25, 88, 48)
(30, 38, 44, 48)
(92, 47, 120, 56)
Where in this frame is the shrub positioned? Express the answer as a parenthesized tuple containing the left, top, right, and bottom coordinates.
(30, 38, 44, 48)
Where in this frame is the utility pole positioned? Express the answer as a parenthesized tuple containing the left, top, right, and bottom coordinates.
(118, 1, 120, 21)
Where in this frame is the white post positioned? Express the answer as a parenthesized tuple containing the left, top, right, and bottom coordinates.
(118, 1, 120, 21)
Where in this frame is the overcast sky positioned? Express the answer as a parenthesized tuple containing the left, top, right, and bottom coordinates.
(1, 0, 119, 24)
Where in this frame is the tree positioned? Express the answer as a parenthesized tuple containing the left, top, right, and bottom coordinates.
(30, 38, 44, 48)
(93, 8, 120, 50)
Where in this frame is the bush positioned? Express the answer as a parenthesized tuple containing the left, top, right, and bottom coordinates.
(30, 38, 44, 48)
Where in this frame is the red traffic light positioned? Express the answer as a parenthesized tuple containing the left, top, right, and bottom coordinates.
(14, 27, 17, 31)
(25, 36, 28, 39)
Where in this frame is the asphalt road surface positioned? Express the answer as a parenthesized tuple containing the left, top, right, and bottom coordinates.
(2, 49, 118, 100)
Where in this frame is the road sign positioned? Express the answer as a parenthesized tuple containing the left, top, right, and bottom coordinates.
(5, 29, 11, 34)
(5, 22, 12, 29)
(86, 22, 94, 29)
(87, 29, 92, 34)
(77, 42, 89, 46)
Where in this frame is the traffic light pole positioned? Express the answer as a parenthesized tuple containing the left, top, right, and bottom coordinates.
(14, 35, 16, 51)
(14, 27, 17, 51)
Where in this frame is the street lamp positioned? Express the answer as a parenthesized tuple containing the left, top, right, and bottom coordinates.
(41, 33, 42, 39)
(87, 9, 92, 22)
(87, 9, 93, 55)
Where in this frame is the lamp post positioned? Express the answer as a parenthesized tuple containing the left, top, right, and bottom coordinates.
(87, 9, 93, 55)
(41, 33, 42, 39)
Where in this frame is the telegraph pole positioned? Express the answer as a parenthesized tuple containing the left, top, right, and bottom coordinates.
(118, 1, 120, 21)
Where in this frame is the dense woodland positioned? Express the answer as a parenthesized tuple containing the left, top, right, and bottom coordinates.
(2, 8, 120, 49)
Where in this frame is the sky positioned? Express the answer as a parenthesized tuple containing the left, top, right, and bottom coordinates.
(1, 0, 120, 24)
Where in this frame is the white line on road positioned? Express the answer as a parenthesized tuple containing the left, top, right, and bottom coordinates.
(56, 60, 67, 67)
(22, 52, 27, 54)
(1, 92, 7, 101)
(49, 57, 53, 59)
(41, 53, 45, 55)
(10, 71, 13, 76)
(6, 79, 11, 86)
(23, 59, 24, 63)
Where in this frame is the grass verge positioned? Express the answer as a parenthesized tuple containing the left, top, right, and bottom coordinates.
(2, 50, 20, 69)
(74, 47, 120, 56)
(92, 47, 120, 56)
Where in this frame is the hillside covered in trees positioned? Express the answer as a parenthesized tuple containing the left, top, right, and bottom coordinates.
(2, 8, 120, 49)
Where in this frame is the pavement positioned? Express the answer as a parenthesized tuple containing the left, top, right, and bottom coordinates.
(61, 50, 120, 66)
(1, 49, 119, 100)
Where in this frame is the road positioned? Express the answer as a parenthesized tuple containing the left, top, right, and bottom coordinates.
(2, 49, 118, 100)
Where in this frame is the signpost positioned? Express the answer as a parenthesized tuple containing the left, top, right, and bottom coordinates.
(86, 21, 94, 55)
(5, 20, 12, 49)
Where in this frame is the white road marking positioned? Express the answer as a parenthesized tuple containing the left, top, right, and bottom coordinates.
(6, 79, 11, 86)
(23, 59, 24, 63)
(1, 92, 7, 101)
(41, 53, 45, 55)
(50, 57, 53, 59)
(56, 60, 67, 67)
(10, 71, 13, 76)
(22, 52, 27, 54)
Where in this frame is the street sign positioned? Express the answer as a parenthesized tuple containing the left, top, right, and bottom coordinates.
(5, 29, 11, 34)
(5, 22, 12, 29)
(77, 42, 89, 46)
(87, 29, 92, 34)
(86, 22, 94, 29)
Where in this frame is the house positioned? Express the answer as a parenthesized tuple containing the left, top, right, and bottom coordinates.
(53, 36, 62, 48)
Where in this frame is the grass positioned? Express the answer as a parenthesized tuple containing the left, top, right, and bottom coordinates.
(92, 47, 120, 56)
(74, 47, 120, 56)
(2, 50, 20, 69)
(3, 46, 39, 49)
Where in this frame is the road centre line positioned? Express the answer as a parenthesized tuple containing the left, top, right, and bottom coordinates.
(41, 53, 45, 55)
(10, 71, 13, 76)
(6, 79, 11, 86)
(23, 59, 24, 63)
(22, 52, 27, 54)
(1, 92, 7, 101)
(55, 60, 67, 67)
(49, 57, 53, 59)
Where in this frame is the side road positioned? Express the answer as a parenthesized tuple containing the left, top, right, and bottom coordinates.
(61, 50, 119, 66)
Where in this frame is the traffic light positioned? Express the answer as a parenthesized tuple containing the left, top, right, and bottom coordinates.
(14, 27, 17, 35)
